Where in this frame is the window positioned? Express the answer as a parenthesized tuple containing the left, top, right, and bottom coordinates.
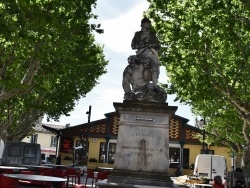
(108, 143, 116, 164)
(30, 134, 38, 143)
(99, 142, 106, 162)
(75, 140, 88, 161)
(200, 149, 214, 155)
(169, 147, 180, 168)
(50, 136, 57, 147)
(169, 147, 190, 169)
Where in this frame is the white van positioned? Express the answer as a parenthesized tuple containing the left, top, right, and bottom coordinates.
(193, 154, 227, 180)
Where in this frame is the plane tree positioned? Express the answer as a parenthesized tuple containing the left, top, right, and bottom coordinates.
(200, 104, 245, 167)
(146, 0, 250, 169)
(0, 0, 107, 141)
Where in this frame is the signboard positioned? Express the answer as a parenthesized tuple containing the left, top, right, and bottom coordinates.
(60, 137, 73, 153)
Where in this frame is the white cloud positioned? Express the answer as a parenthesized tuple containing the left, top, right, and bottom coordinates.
(95, 1, 149, 53)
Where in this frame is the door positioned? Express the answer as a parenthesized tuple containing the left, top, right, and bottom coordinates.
(212, 156, 226, 179)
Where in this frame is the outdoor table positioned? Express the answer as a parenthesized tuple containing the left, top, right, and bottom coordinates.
(44, 164, 68, 169)
(96, 167, 113, 171)
(3, 173, 67, 188)
(21, 165, 53, 175)
(0, 165, 28, 174)
(22, 165, 52, 170)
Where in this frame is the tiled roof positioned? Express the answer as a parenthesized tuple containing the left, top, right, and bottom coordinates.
(34, 123, 65, 133)
(60, 111, 202, 144)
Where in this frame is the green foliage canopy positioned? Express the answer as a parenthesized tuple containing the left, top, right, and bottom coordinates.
(0, 0, 108, 140)
(146, 0, 250, 149)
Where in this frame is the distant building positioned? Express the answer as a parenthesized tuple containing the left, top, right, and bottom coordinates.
(22, 122, 65, 161)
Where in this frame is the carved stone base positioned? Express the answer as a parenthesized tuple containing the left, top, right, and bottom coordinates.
(124, 83, 167, 102)
(107, 170, 174, 187)
(104, 101, 178, 188)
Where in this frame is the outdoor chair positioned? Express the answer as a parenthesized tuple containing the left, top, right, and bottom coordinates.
(39, 169, 54, 187)
(101, 171, 111, 179)
(95, 172, 104, 187)
(85, 170, 96, 187)
(39, 169, 53, 176)
(95, 171, 110, 188)
(65, 168, 81, 187)
(20, 170, 35, 174)
(52, 168, 66, 178)
(72, 184, 87, 188)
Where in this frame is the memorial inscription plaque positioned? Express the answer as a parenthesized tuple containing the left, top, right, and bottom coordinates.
(104, 101, 178, 187)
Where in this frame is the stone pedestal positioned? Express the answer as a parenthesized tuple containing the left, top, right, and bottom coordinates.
(97, 101, 178, 188)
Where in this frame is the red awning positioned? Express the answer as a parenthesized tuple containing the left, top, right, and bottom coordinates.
(41, 148, 56, 153)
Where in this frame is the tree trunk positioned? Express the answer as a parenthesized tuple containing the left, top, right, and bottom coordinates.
(235, 153, 243, 169)
(243, 145, 250, 174)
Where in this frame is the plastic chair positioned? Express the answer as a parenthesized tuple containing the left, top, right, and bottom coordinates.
(72, 184, 87, 188)
(101, 171, 111, 179)
(95, 171, 111, 188)
(95, 172, 104, 181)
(20, 170, 35, 174)
(39, 169, 53, 176)
(94, 172, 104, 187)
(85, 170, 96, 187)
(39, 169, 54, 187)
(65, 168, 81, 187)
(52, 168, 66, 178)
(51, 168, 66, 187)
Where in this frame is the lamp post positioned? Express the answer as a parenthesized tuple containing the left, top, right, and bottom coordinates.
(202, 128, 205, 154)
(85, 105, 91, 160)
(200, 118, 206, 154)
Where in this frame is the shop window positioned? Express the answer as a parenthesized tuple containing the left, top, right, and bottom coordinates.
(169, 147, 179, 168)
(60, 137, 73, 153)
(75, 140, 88, 161)
(99, 142, 106, 162)
(108, 143, 116, 164)
(169, 148, 190, 169)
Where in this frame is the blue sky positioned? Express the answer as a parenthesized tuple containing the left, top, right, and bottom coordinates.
(44, 0, 197, 126)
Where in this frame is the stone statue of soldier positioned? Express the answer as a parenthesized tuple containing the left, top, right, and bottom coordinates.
(122, 17, 167, 102)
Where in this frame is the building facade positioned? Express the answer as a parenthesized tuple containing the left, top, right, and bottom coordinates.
(58, 111, 232, 174)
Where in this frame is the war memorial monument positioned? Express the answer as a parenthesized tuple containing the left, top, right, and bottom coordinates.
(96, 17, 178, 188)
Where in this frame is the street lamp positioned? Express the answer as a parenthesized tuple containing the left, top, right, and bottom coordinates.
(85, 105, 92, 160)
(200, 118, 206, 154)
